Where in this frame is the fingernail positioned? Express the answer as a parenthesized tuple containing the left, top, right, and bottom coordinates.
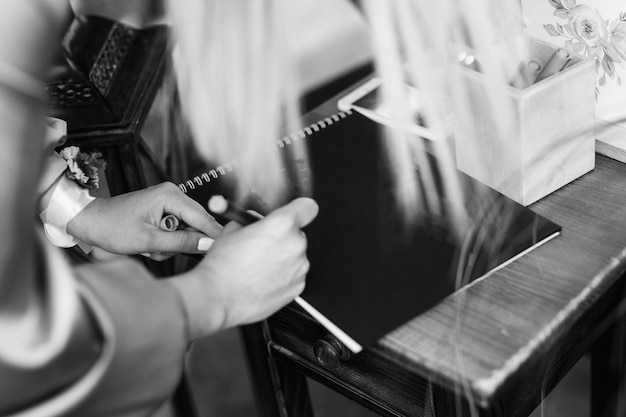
(197, 237, 214, 252)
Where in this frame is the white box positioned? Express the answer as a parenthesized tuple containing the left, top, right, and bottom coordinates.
(453, 37, 596, 206)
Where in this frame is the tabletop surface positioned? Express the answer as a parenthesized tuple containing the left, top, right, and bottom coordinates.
(380, 153, 626, 402)
(299, 97, 626, 411)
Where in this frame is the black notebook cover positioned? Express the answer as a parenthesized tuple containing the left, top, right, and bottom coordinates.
(179, 110, 561, 353)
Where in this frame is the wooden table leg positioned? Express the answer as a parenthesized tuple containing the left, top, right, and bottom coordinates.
(240, 322, 314, 417)
(591, 306, 626, 417)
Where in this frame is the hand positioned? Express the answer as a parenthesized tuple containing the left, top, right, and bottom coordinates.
(168, 197, 319, 340)
(67, 182, 222, 258)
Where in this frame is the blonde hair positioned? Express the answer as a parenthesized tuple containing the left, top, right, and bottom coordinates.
(360, 0, 525, 228)
(167, 0, 525, 233)
(167, 0, 302, 206)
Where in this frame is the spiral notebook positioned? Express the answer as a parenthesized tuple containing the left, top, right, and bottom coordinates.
(179, 110, 561, 353)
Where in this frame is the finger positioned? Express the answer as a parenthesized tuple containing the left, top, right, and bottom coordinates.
(150, 230, 215, 254)
(139, 252, 174, 261)
(196, 236, 215, 252)
(287, 278, 306, 301)
(163, 191, 223, 238)
(220, 221, 243, 235)
(267, 198, 319, 229)
(149, 253, 175, 262)
(297, 258, 311, 278)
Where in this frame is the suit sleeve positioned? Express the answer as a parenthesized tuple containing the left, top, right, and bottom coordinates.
(0, 233, 190, 417)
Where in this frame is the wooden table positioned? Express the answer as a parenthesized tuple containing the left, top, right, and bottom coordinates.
(240, 98, 626, 417)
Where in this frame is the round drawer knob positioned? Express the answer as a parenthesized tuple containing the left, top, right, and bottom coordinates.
(313, 335, 351, 368)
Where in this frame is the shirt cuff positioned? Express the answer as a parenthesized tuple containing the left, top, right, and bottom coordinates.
(40, 175, 95, 252)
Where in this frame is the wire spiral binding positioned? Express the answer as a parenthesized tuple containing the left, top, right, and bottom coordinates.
(178, 109, 353, 194)
(178, 163, 236, 193)
(276, 109, 352, 148)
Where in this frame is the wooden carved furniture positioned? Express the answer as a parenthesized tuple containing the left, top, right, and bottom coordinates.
(46, 14, 170, 196)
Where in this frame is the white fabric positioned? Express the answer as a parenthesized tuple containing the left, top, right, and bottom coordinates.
(37, 153, 67, 196)
(0, 231, 79, 368)
(38, 118, 68, 196)
(40, 175, 95, 251)
(1, 234, 115, 417)
(38, 118, 95, 252)
(44, 118, 67, 149)
(0, 60, 45, 101)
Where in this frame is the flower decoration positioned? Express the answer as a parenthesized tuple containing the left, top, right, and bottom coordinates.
(544, 0, 626, 87)
(59, 146, 106, 190)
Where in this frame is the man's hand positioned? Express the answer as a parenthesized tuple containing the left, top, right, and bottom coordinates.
(168, 197, 319, 340)
(67, 182, 222, 257)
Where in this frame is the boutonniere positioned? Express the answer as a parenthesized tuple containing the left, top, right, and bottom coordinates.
(59, 146, 106, 190)
(544, 0, 626, 87)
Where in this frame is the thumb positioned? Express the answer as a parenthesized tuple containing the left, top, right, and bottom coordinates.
(150, 230, 215, 254)
(268, 197, 319, 229)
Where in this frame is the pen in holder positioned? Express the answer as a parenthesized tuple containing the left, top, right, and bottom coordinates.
(509, 58, 543, 89)
(536, 48, 572, 82)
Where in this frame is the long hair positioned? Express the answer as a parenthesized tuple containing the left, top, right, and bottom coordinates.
(166, 0, 526, 233)
(166, 0, 302, 206)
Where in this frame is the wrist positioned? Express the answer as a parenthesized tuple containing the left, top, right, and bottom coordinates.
(65, 196, 103, 245)
(164, 271, 228, 342)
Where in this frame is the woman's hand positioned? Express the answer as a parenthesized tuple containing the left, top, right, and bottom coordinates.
(67, 182, 222, 258)
(168, 197, 319, 340)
